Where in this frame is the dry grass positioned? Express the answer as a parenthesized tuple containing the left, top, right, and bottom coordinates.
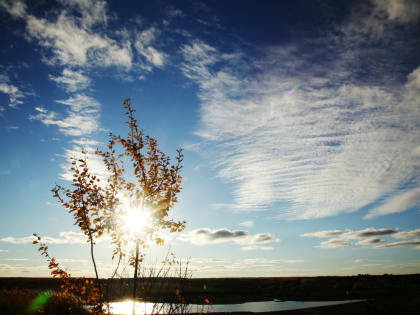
(0, 288, 91, 315)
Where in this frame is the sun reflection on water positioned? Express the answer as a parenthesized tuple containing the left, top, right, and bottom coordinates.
(109, 300, 157, 315)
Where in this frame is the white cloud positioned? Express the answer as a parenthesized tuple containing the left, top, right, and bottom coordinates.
(0, 236, 35, 244)
(319, 238, 349, 249)
(59, 258, 88, 263)
(49, 68, 90, 92)
(60, 0, 108, 27)
(303, 228, 397, 240)
(0, 0, 26, 19)
(240, 245, 273, 251)
(135, 27, 167, 68)
(347, 0, 420, 38)
(25, 12, 132, 69)
(58, 231, 88, 244)
(181, 30, 420, 220)
(304, 227, 404, 249)
(179, 228, 249, 245)
(301, 230, 343, 238)
(0, 231, 92, 245)
(393, 228, 420, 239)
(184, 257, 312, 277)
(356, 238, 385, 245)
(29, 94, 100, 136)
(0, 74, 24, 108)
(2, 0, 172, 77)
(59, 137, 110, 182)
(282, 259, 304, 264)
(372, 0, 420, 24)
(188, 257, 225, 264)
(0, 249, 9, 252)
(342, 228, 397, 239)
(375, 239, 420, 249)
(178, 227, 279, 250)
(239, 220, 254, 227)
(1, 0, 131, 69)
(250, 233, 279, 244)
(365, 188, 420, 219)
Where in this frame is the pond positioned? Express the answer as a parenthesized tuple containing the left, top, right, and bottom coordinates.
(107, 299, 366, 314)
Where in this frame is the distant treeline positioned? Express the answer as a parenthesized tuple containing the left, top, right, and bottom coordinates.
(1, 274, 420, 303)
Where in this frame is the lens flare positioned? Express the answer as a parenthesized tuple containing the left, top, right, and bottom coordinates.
(29, 290, 52, 312)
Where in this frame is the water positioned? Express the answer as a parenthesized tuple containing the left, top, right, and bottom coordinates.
(108, 299, 366, 314)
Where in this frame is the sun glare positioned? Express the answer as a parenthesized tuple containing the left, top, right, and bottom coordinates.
(122, 207, 152, 236)
(117, 194, 154, 238)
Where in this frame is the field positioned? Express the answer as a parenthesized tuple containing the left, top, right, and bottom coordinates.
(1, 274, 420, 314)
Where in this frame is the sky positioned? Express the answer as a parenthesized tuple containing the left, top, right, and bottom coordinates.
(1, 0, 420, 278)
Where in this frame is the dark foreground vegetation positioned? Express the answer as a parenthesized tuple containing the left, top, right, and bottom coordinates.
(1, 274, 420, 314)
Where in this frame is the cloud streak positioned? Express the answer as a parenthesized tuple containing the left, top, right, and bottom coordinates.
(301, 230, 344, 238)
(49, 69, 91, 92)
(0, 231, 89, 245)
(375, 239, 420, 249)
(303, 227, 420, 249)
(179, 227, 279, 250)
(181, 1, 420, 220)
(29, 94, 100, 136)
(319, 238, 349, 249)
(393, 229, 420, 239)
(365, 188, 420, 219)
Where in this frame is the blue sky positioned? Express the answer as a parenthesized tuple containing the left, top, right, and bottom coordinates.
(1, 0, 420, 278)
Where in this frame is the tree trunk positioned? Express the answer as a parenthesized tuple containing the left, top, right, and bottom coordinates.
(132, 239, 140, 315)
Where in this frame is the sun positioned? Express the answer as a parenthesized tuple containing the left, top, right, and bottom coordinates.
(117, 194, 154, 237)
(121, 206, 152, 236)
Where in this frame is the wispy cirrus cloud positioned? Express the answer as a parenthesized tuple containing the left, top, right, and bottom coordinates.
(29, 94, 100, 136)
(1, 0, 170, 74)
(135, 27, 166, 69)
(49, 69, 91, 92)
(2, 0, 131, 69)
(58, 137, 111, 182)
(365, 187, 420, 219)
(2, 0, 171, 186)
(181, 0, 420, 220)
(179, 227, 279, 250)
(0, 74, 24, 108)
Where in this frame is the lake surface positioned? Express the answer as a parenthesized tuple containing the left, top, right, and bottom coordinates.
(108, 299, 366, 314)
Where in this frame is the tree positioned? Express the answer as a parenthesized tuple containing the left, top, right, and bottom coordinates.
(97, 98, 185, 314)
(34, 98, 185, 315)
